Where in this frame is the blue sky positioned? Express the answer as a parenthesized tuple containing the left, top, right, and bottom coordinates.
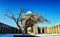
(0, 0, 60, 27)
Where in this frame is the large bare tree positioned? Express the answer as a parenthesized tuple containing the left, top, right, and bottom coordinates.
(5, 8, 50, 33)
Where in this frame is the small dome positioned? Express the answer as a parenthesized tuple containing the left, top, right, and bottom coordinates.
(26, 11, 32, 14)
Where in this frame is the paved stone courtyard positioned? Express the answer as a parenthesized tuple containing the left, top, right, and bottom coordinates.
(0, 34, 60, 37)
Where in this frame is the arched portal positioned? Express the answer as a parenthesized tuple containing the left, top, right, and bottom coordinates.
(25, 17, 34, 33)
(42, 28, 44, 33)
(38, 27, 41, 34)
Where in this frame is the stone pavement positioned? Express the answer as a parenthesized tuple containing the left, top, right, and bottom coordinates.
(0, 34, 60, 37)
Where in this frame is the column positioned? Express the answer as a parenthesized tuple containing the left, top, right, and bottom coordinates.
(33, 24, 38, 34)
